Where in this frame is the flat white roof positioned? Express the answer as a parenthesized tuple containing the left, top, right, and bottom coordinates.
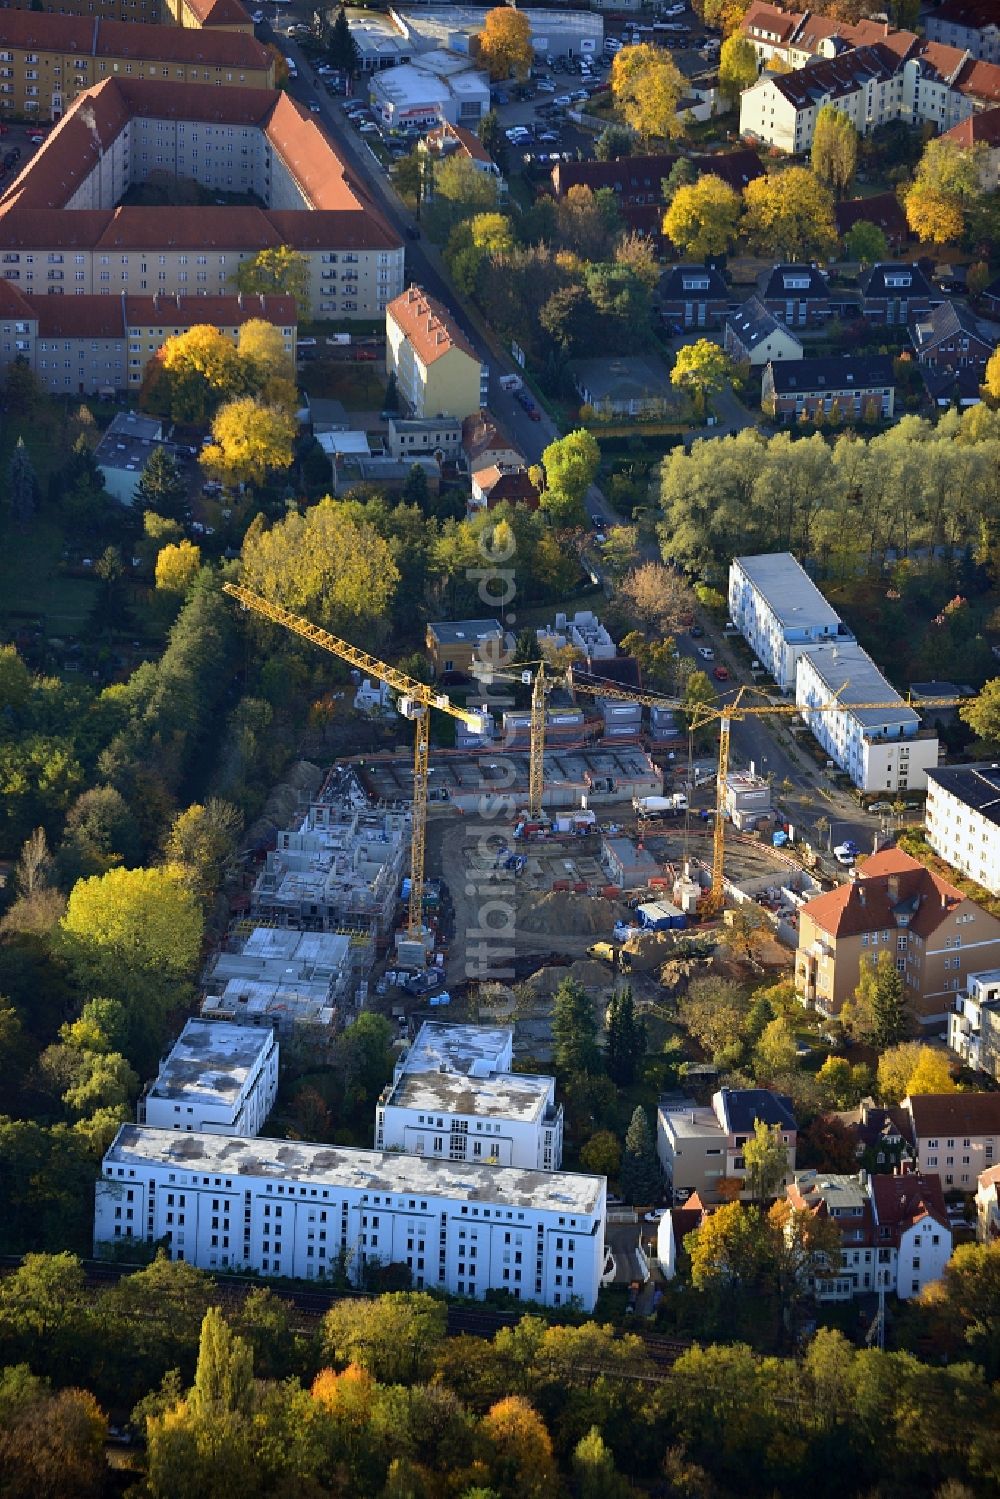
(148, 1019, 271, 1108)
(389, 1068, 552, 1122)
(105, 1125, 603, 1213)
(405, 1020, 512, 1076)
(733, 552, 844, 632)
(798, 642, 920, 729)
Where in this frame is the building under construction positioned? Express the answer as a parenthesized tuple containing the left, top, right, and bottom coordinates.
(201, 926, 363, 1036)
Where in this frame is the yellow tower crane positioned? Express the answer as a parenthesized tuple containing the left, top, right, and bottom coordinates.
(223, 583, 489, 939)
(566, 674, 971, 917)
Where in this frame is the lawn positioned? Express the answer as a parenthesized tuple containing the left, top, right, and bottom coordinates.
(299, 359, 387, 411)
(0, 520, 97, 637)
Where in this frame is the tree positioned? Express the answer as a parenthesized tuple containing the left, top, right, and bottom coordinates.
(135, 446, 188, 523)
(322, 1292, 447, 1383)
(327, 5, 360, 76)
(7, 437, 36, 526)
(662, 155, 697, 206)
(155, 540, 202, 598)
(719, 33, 758, 105)
(905, 136, 988, 246)
(743, 168, 838, 260)
(4, 357, 40, 414)
(961, 676, 1000, 751)
(983, 350, 1000, 404)
(552, 977, 600, 1078)
(579, 1129, 621, 1178)
(905, 1047, 958, 1097)
(620, 1105, 661, 1203)
(159, 323, 249, 423)
(164, 799, 243, 906)
(754, 1017, 798, 1081)
(905, 183, 965, 245)
(685, 1201, 769, 1291)
(425, 154, 502, 242)
(671, 339, 734, 417)
(605, 984, 646, 1086)
(610, 43, 686, 141)
(620, 562, 696, 637)
(663, 173, 743, 258)
(596, 123, 634, 161)
(967, 261, 990, 300)
(188, 1307, 254, 1420)
(540, 429, 600, 526)
(573, 1426, 627, 1499)
(767, 1198, 842, 1328)
(237, 318, 296, 410)
(849, 950, 908, 1049)
(743, 1119, 790, 1202)
(721, 902, 769, 965)
(919, 1241, 1000, 1378)
(239, 496, 400, 639)
(233, 245, 311, 317)
(811, 104, 858, 196)
(876, 1041, 957, 1103)
(201, 398, 296, 487)
(0, 1369, 107, 1498)
(477, 7, 533, 82)
(843, 219, 888, 266)
(480, 1396, 555, 1499)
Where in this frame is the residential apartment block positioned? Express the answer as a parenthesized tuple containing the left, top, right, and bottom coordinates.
(740, 27, 1000, 154)
(656, 1088, 798, 1204)
(139, 1019, 278, 1136)
(0, 283, 295, 395)
(975, 1162, 1000, 1241)
(786, 1167, 951, 1302)
(386, 285, 485, 420)
(925, 764, 1000, 895)
(375, 1021, 563, 1171)
(947, 968, 1000, 1081)
(728, 552, 853, 693)
(0, 77, 404, 319)
(425, 618, 504, 679)
(927, 0, 1000, 65)
(0, 11, 272, 121)
(658, 263, 731, 330)
(795, 640, 935, 793)
(910, 300, 996, 369)
(794, 847, 1000, 1030)
(762, 354, 895, 423)
(95, 1125, 606, 1305)
(740, 3, 917, 72)
(904, 1091, 1000, 1191)
(5, 0, 253, 32)
(859, 262, 938, 325)
(550, 149, 764, 239)
(201, 927, 355, 1035)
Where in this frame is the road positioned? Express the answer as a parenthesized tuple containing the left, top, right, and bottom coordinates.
(276, 27, 881, 871)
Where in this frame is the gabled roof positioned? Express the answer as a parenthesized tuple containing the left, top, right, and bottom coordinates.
(801, 846, 972, 941)
(870, 1170, 949, 1236)
(764, 43, 901, 108)
(906, 1092, 1000, 1139)
(757, 263, 830, 300)
(953, 56, 1000, 105)
(0, 280, 35, 320)
(462, 413, 521, 465)
(835, 192, 910, 241)
(767, 354, 894, 394)
(659, 263, 729, 301)
(181, 0, 252, 25)
(742, 2, 805, 45)
(551, 149, 764, 200)
(912, 299, 993, 350)
(943, 104, 1000, 147)
(387, 286, 479, 368)
(726, 293, 800, 352)
(0, 11, 269, 68)
(859, 262, 935, 300)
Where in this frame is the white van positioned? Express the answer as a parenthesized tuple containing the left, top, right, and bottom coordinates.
(498, 373, 523, 393)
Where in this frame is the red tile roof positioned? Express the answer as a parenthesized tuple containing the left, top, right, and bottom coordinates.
(800, 847, 968, 941)
(125, 291, 297, 327)
(180, 0, 252, 27)
(943, 104, 1000, 146)
(742, 2, 804, 45)
(34, 298, 126, 339)
(955, 57, 1000, 104)
(387, 286, 479, 368)
(0, 280, 35, 319)
(870, 1171, 948, 1235)
(0, 12, 270, 68)
(906, 1092, 1000, 1138)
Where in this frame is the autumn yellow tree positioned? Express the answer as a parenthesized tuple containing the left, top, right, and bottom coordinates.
(621, 561, 696, 636)
(154, 539, 202, 597)
(811, 104, 858, 196)
(479, 1396, 556, 1499)
(877, 1041, 956, 1103)
(200, 398, 296, 487)
(611, 43, 686, 141)
(663, 173, 743, 257)
(718, 33, 758, 105)
(671, 338, 735, 416)
(743, 168, 837, 260)
(905, 136, 988, 245)
(237, 318, 296, 410)
(984, 348, 1000, 404)
(239, 496, 401, 638)
(476, 7, 533, 81)
(233, 244, 311, 317)
(156, 324, 249, 422)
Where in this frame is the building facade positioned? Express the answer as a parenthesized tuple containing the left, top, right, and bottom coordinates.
(926, 0, 1000, 64)
(375, 1021, 563, 1171)
(910, 300, 996, 369)
(762, 354, 894, 421)
(386, 285, 485, 420)
(659, 264, 731, 330)
(0, 11, 273, 121)
(948, 968, 1000, 1080)
(925, 764, 1000, 895)
(975, 1162, 1000, 1241)
(795, 642, 936, 793)
(728, 552, 853, 693)
(724, 295, 803, 366)
(426, 618, 503, 679)
(0, 77, 404, 320)
(904, 1091, 1000, 1191)
(656, 1088, 797, 1205)
(859, 262, 938, 325)
(795, 847, 1000, 1030)
(139, 1019, 278, 1137)
(95, 1124, 605, 1307)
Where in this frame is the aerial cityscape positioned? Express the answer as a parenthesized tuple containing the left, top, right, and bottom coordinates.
(0, 0, 999, 1492)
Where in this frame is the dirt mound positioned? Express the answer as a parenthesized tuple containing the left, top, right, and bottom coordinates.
(658, 956, 714, 997)
(519, 890, 632, 936)
(523, 959, 616, 995)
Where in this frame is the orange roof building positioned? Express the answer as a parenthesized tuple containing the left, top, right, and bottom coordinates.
(0, 77, 402, 320)
(1, 0, 253, 34)
(386, 286, 484, 420)
(795, 847, 1000, 1030)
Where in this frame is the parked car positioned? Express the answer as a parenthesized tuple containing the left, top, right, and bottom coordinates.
(834, 842, 859, 866)
(868, 800, 893, 813)
(713, 665, 730, 681)
(697, 646, 715, 661)
(689, 623, 704, 637)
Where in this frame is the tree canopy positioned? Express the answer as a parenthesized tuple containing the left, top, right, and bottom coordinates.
(610, 43, 686, 141)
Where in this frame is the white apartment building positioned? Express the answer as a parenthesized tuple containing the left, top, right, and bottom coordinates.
(375, 1021, 563, 1170)
(975, 1162, 1000, 1242)
(94, 1125, 605, 1307)
(795, 642, 939, 794)
(728, 552, 853, 692)
(925, 764, 1000, 895)
(947, 968, 1000, 1081)
(139, 1019, 278, 1137)
(786, 1167, 952, 1302)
